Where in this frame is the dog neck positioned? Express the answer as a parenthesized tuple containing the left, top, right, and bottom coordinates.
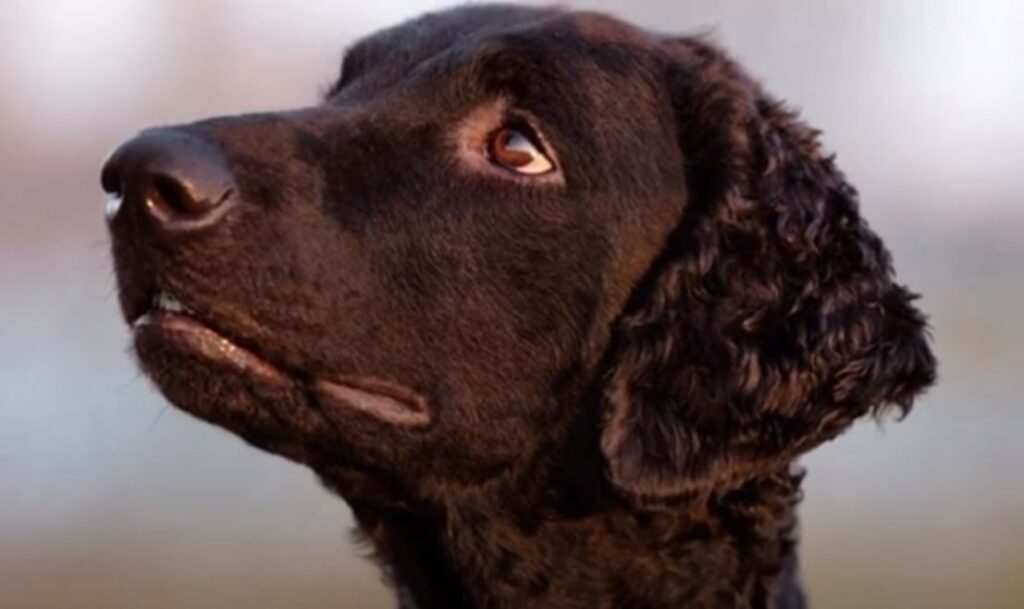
(329, 463, 806, 609)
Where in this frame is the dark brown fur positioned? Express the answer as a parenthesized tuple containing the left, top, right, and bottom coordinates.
(106, 6, 936, 608)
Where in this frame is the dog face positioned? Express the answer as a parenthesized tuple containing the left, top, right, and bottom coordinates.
(104, 6, 934, 506)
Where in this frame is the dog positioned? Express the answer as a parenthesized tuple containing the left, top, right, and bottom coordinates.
(102, 5, 936, 608)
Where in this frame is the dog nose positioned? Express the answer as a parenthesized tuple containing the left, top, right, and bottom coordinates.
(101, 129, 236, 231)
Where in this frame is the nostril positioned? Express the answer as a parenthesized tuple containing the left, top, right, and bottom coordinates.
(150, 174, 209, 214)
(145, 173, 234, 226)
(151, 174, 183, 211)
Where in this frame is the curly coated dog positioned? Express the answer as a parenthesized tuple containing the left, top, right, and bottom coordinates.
(102, 5, 936, 608)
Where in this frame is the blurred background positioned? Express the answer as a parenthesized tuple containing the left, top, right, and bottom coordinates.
(1, 0, 1021, 607)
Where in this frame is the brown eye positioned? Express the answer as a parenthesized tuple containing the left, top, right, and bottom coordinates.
(486, 126, 554, 175)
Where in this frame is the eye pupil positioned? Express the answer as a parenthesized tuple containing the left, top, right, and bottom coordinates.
(493, 130, 536, 168)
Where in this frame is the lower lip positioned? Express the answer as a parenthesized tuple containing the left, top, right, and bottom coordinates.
(133, 312, 288, 385)
(133, 312, 432, 427)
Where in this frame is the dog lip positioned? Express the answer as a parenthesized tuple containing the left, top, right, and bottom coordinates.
(133, 310, 432, 428)
(315, 377, 432, 428)
(134, 311, 289, 385)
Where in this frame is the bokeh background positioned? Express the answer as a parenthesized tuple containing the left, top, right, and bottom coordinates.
(1, 0, 1021, 607)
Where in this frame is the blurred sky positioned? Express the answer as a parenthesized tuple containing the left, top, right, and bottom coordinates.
(1, 1, 1022, 608)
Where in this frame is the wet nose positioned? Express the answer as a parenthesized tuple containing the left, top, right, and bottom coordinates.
(101, 129, 236, 232)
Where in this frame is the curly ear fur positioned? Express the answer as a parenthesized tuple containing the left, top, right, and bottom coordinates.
(600, 38, 937, 506)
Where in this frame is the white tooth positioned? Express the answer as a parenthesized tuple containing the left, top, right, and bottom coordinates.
(155, 292, 188, 313)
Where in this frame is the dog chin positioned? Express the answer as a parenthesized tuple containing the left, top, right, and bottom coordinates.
(132, 310, 433, 454)
(132, 314, 310, 457)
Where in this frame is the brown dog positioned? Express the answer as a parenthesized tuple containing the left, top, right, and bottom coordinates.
(103, 5, 936, 608)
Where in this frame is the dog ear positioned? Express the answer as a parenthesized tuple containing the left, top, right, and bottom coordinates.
(599, 37, 936, 506)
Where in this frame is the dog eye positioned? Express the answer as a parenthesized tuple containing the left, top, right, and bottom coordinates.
(486, 126, 554, 175)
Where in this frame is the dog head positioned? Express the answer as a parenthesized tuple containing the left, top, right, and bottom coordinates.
(103, 6, 935, 507)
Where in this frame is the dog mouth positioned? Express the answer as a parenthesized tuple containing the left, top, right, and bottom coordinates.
(132, 291, 431, 428)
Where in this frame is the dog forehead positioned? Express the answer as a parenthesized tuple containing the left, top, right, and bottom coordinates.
(336, 7, 654, 87)
(344, 5, 559, 66)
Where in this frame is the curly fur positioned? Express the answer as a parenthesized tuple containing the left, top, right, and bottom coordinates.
(601, 38, 936, 505)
